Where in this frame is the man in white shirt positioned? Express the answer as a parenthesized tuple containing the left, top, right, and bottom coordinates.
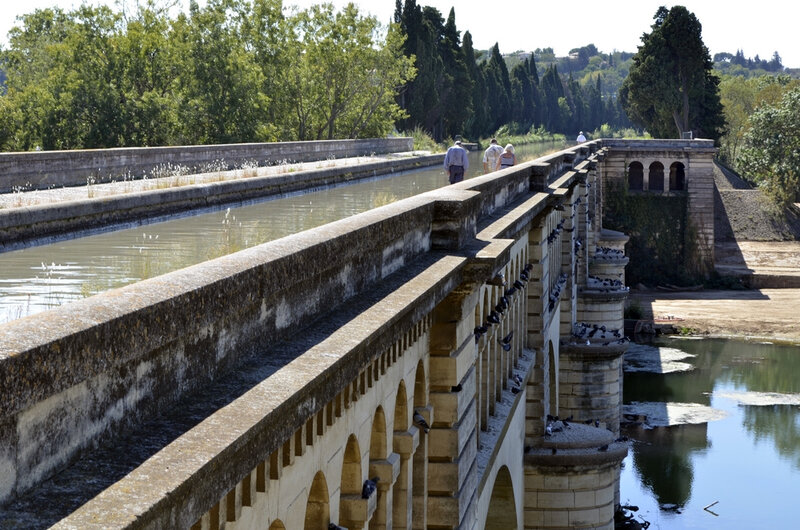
(576, 131, 587, 142)
(444, 138, 469, 184)
(482, 138, 504, 173)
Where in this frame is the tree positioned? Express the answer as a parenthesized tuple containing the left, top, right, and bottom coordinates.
(620, 6, 725, 141)
(737, 87, 800, 207)
(288, 3, 414, 140)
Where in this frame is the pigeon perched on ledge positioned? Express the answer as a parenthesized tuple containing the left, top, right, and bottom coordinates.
(361, 477, 379, 499)
(413, 410, 430, 433)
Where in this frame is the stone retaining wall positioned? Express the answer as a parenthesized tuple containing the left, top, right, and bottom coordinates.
(0, 137, 413, 193)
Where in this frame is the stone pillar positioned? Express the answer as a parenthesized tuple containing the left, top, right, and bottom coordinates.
(524, 426, 627, 529)
(427, 288, 479, 529)
(369, 453, 401, 529)
(392, 429, 420, 529)
(686, 147, 717, 276)
(557, 344, 627, 435)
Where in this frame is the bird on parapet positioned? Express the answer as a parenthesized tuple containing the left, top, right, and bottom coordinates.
(499, 332, 514, 351)
(597, 445, 609, 452)
(487, 311, 501, 325)
(511, 386, 520, 394)
(413, 410, 430, 433)
(329, 523, 348, 530)
(520, 270, 530, 281)
(513, 374, 523, 386)
(495, 303, 506, 315)
(451, 383, 463, 393)
(361, 477, 379, 499)
(514, 280, 525, 289)
(505, 286, 517, 297)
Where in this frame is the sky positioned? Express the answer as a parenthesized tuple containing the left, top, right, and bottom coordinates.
(1, 0, 799, 68)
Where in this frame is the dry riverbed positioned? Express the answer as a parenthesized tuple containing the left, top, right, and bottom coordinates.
(629, 287, 800, 343)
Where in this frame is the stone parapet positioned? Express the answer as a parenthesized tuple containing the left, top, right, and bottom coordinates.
(0, 137, 414, 193)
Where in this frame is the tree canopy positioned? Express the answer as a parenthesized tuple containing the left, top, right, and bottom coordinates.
(737, 86, 800, 207)
(0, 0, 414, 151)
(620, 6, 725, 142)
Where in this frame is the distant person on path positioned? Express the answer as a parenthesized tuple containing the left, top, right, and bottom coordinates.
(482, 138, 504, 174)
(576, 131, 587, 142)
(496, 144, 516, 171)
(444, 137, 469, 184)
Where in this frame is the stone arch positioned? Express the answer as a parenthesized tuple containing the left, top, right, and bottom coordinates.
(648, 161, 664, 192)
(268, 521, 286, 530)
(411, 360, 428, 527)
(392, 381, 410, 527)
(484, 466, 518, 530)
(341, 435, 362, 496)
(394, 381, 409, 432)
(304, 471, 329, 529)
(548, 341, 558, 416)
(669, 162, 686, 190)
(370, 406, 388, 460)
(628, 161, 643, 190)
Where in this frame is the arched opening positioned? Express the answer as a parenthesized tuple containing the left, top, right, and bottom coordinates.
(393, 382, 410, 527)
(628, 162, 643, 190)
(484, 466, 518, 529)
(268, 521, 286, 530)
(648, 162, 664, 192)
(548, 341, 558, 416)
(411, 361, 427, 529)
(394, 382, 408, 433)
(304, 471, 330, 529)
(369, 407, 389, 529)
(669, 162, 686, 190)
(341, 435, 362, 496)
(370, 406, 388, 460)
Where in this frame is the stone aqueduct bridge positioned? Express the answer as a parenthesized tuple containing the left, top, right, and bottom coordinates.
(0, 139, 716, 529)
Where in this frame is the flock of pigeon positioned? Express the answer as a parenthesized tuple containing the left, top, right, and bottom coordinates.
(571, 322, 630, 346)
(473, 264, 533, 345)
(586, 274, 629, 293)
(539, 414, 630, 454)
(547, 272, 569, 312)
(593, 246, 626, 261)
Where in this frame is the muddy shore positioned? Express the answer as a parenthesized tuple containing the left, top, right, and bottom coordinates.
(629, 287, 800, 343)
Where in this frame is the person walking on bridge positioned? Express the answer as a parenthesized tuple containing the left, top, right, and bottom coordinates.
(576, 131, 587, 142)
(495, 144, 516, 171)
(482, 138, 504, 174)
(444, 137, 469, 184)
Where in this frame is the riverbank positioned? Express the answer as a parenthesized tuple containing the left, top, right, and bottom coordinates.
(629, 287, 800, 343)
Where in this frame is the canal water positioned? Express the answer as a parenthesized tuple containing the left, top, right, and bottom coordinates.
(0, 141, 564, 322)
(620, 336, 800, 529)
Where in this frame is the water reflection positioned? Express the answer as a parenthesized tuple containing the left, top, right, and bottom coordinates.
(621, 337, 800, 527)
(0, 141, 564, 322)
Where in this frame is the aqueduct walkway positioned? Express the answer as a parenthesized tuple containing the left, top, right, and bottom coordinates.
(0, 139, 716, 529)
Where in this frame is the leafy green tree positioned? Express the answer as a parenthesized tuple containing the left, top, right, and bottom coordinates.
(180, 0, 270, 144)
(737, 87, 800, 207)
(620, 6, 725, 141)
(288, 3, 414, 140)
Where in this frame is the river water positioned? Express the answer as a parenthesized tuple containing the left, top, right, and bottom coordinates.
(620, 336, 800, 529)
(0, 141, 564, 323)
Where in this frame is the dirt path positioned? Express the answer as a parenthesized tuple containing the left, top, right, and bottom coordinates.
(629, 288, 800, 343)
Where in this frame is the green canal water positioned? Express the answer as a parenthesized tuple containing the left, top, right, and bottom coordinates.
(620, 336, 800, 529)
